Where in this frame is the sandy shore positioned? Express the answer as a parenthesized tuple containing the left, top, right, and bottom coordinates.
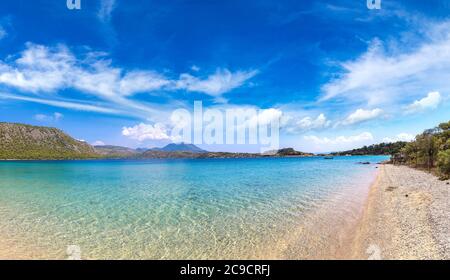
(351, 164, 449, 260)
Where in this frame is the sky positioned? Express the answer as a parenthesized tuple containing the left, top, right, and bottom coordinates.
(0, 0, 449, 153)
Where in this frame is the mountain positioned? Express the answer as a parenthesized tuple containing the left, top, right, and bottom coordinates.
(149, 143, 207, 153)
(140, 147, 313, 159)
(330, 142, 408, 156)
(262, 148, 314, 157)
(94, 145, 138, 158)
(0, 122, 314, 160)
(0, 122, 98, 159)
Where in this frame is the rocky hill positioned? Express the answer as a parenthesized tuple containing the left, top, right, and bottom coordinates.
(0, 122, 99, 159)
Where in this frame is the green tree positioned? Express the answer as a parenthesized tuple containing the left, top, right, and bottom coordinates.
(396, 120, 450, 178)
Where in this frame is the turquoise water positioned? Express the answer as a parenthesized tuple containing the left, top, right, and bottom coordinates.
(0, 156, 387, 259)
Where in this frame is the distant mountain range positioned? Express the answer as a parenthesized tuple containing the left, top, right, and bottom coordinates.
(1, 122, 381, 160)
(96, 144, 314, 159)
(147, 143, 207, 153)
(94, 142, 207, 158)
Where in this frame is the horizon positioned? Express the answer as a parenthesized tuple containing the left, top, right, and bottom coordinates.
(1, 120, 410, 155)
(1, 0, 449, 153)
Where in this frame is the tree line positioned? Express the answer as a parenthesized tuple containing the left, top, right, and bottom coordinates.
(392, 121, 450, 179)
(331, 142, 407, 156)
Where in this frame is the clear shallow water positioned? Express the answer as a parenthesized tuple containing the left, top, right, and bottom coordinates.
(0, 156, 388, 259)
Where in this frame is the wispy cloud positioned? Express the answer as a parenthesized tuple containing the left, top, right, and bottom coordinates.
(320, 21, 450, 107)
(98, 0, 117, 22)
(0, 93, 121, 114)
(175, 68, 258, 100)
(33, 112, 63, 122)
(0, 43, 257, 118)
(0, 25, 6, 40)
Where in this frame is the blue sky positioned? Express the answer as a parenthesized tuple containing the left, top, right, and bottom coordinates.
(0, 0, 449, 152)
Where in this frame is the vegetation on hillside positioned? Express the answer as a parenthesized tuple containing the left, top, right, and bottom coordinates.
(273, 148, 314, 157)
(0, 122, 99, 160)
(392, 121, 450, 179)
(94, 145, 139, 158)
(331, 142, 407, 156)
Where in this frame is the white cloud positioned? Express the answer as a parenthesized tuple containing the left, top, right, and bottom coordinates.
(382, 133, 415, 143)
(122, 123, 172, 141)
(258, 108, 283, 125)
(240, 108, 283, 129)
(92, 140, 105, 146)
(304, 132, 374, 145)
(98, 0, 116, 21)
(285, 113, 331, 133)
(405, 91, 441, 114)
(175, 68, 258, 98)
(342, 108, 383, 125)
(0, 43, 256, 116)
(321, 22, 450, 106)
(304, 132, 374, 152)
(0, 44, 72, 92)
(33, 112, 63, 122)
(33, 114, 48, 122)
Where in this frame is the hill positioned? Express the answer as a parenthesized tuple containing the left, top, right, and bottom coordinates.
(0, 122, 98, 159)
(331, 142, 407, 156)
(149, 143, 207, 153)
(94, 145, 138, 158)
(0, 122, 315, 160)
(274, 148, 314, 157)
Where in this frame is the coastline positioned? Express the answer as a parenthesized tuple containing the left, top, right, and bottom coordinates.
(351, 164, 449, 260)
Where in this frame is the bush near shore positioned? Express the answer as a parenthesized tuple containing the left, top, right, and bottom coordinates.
(392, 121, 450, 179)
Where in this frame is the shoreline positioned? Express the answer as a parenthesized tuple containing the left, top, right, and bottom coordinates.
(350, 164, 449, 260)
(0, 154, 388, 162)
